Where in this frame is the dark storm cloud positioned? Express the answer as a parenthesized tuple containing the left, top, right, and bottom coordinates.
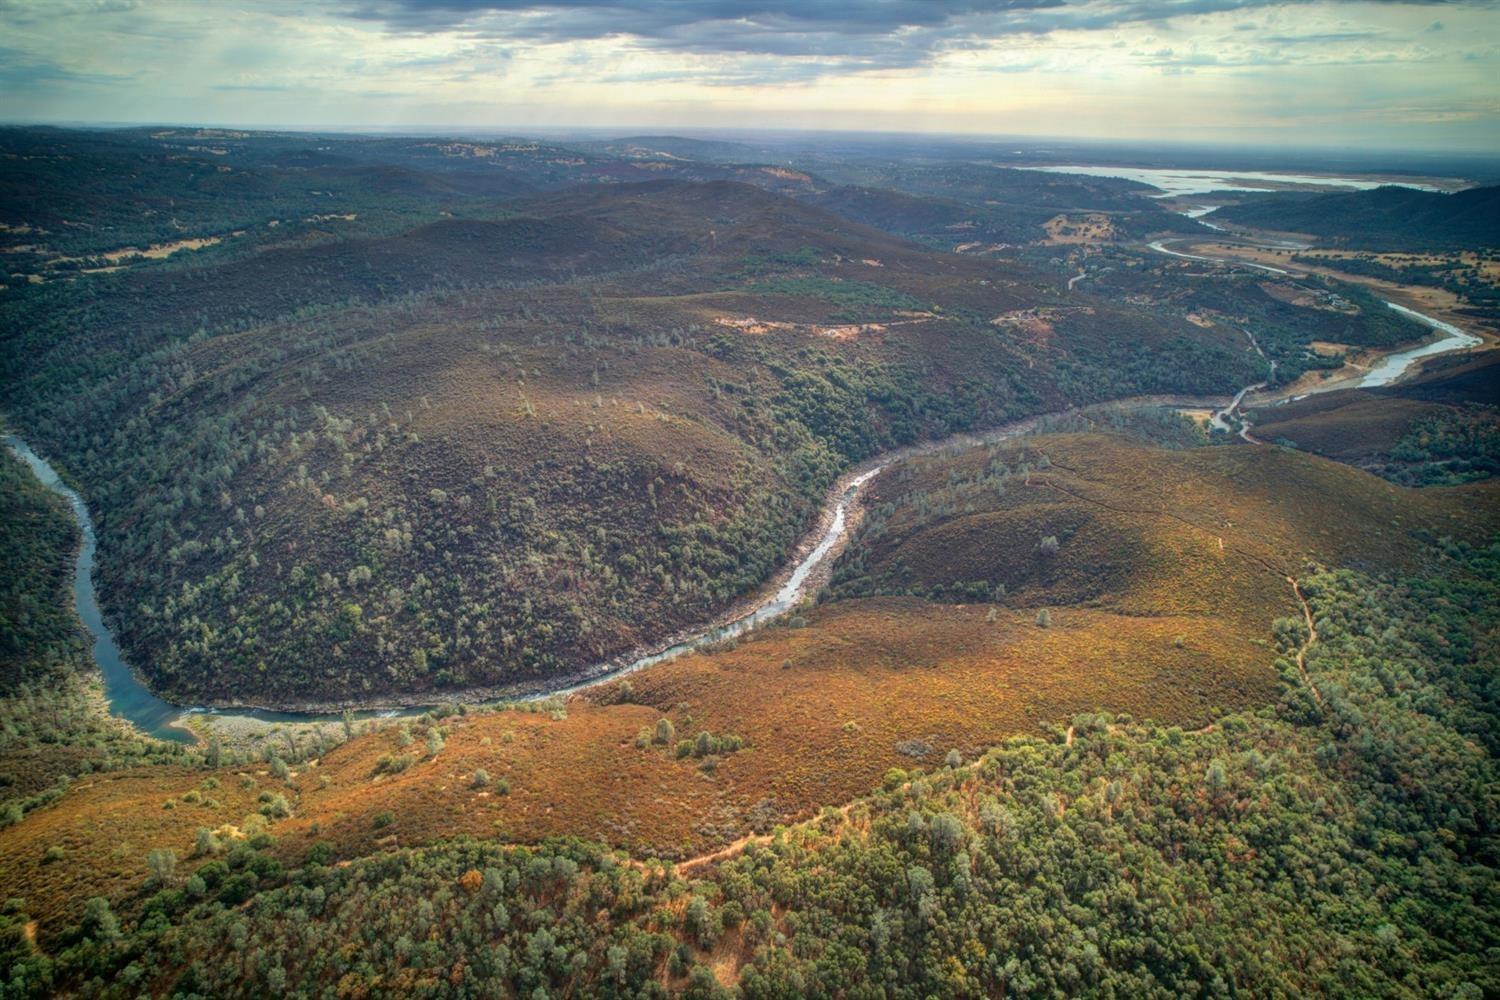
(343, 0, 1056, 71)
(339, 0, 1493, 74)
(0, 43, 131, 90)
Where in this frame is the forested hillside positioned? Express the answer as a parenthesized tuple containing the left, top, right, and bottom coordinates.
(6, 165, 1354, 707)
(0, 448, 181, 822)
(3, 539, 1493, 997)
(5, 132, 1493, 997)
(1211, 185, 1500, 251)
(2, 126, 1442, 706)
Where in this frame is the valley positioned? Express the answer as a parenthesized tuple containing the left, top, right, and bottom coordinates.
(4, 283, 1480, 739)
(1, 124, 1497, 999)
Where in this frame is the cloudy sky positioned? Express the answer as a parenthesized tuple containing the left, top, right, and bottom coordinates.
(2, 0, 1497, 149)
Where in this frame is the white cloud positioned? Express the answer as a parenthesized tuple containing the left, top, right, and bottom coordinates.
(0, 0, 1495, 149)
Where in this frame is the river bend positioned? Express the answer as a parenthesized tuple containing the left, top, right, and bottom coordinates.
(4, 292, 1482, 737)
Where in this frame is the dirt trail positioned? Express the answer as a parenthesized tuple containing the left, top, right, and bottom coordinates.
(675, 833, 775, 875)
(675, 801, 860, 875)
(1287, 577, 1327, 711)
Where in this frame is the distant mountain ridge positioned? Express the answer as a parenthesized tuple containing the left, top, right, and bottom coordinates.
(1211, 184, 1500, 250)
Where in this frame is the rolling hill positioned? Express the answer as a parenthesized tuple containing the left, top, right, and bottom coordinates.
(1210, 184, 1500, 250)
(3, 178, 1291, 707)
(1248, 350, 1499, 484)
(2, 424, 1494, 998)
(1, 125, 1497, 1000)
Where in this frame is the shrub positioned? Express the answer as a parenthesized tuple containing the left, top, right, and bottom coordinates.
(145, 848, 178, 888)
(374, 753, 415, 775)
(259, 794, 292, 819)
(372, 811, 394, 830)
(670, 730, 747, 759)
(895, 738, 932, 759)
(193, 827, 221, 857)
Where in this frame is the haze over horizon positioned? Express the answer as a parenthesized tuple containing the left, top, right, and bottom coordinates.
(3, 0, 1498, 152)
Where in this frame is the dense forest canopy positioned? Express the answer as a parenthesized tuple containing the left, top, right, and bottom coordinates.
(2, 124, 1497, 999)
(1, 540, 1494, 997)
(0, 128, 1439, 707)
(1210, 185, 1500, 252)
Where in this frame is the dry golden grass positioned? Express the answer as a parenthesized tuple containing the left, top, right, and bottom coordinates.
(1171, 240, 1499, 344)
(0, 765, 276, 931)
(5, 433, 1495, 937)
(1043, 213, 1119, 245)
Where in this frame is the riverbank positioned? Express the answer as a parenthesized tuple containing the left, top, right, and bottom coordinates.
(1, 436, 198, 745)
(1147, 236, 1498, 353)
(8, 291, 1485, 733)
(1143, 237, 1488, 407)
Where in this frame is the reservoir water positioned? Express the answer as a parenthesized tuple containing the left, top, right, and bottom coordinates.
(1017, 165, 1449, 198)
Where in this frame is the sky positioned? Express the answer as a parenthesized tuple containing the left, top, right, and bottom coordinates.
(1, 0, 1497, 151)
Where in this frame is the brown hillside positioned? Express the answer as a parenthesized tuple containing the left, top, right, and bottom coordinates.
(5, 433, 1494, 939)
(7, 181, 1266, 708)
(1249, 349, 1499, 464)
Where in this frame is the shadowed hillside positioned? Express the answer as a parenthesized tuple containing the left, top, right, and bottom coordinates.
(2, 179, 1319, 707)
(1211, 185, 1500, 250)
(1250, 350, 1500, 484)
(4, 429, 1493, 945)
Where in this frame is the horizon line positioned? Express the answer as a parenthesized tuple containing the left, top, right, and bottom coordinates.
(5, 118, 1500, 163)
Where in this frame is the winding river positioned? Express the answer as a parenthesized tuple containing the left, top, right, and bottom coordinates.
(4, 289, 1483, 738)
(1359, 304, 1483, 387)
(5, 438, 432, 740)
(1144, 238, 1485, 397)
(4, 436, 198, 743)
